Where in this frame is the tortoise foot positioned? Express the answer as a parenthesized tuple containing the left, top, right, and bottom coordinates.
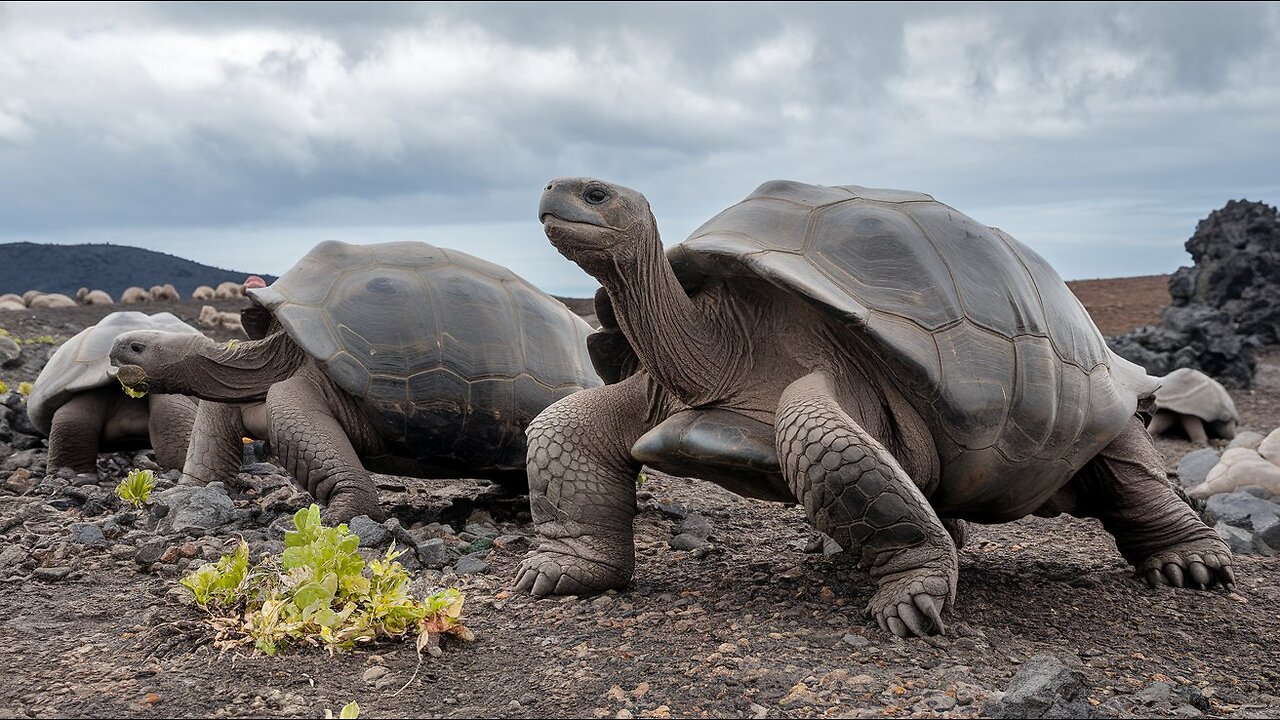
(1140, 538, 1235, 591)
(867, 568, 953, 638)
(513, 535, 633, 597)
(320, 488, 385, 525)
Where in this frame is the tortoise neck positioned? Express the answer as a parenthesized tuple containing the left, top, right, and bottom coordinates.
(597, 227, 730, 406)
(180, 330, 306, 402)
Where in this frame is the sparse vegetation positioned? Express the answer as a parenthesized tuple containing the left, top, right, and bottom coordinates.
(115, 469, 157, 507)
(17, 381, 32, 396)
(181, 505, 474, 657)
(324, 702, 360, 719)
(0, 379, 7, 394)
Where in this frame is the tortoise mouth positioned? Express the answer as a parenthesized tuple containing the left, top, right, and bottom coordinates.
(116, 364, 149, 390)
(541, 213, 615, 252)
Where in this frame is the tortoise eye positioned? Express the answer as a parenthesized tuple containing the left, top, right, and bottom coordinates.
(583, 187, 609, 205)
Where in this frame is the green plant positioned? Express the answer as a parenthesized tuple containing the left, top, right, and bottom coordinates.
(17, 381, 32, 396)
(636, 471, 647, 488)
(325, 702, 360, 719)
(115, 469, 157, 507)
(182, 505, 475, 657)
(0, 380, 7, 395)
(119, 378, 148, 398)
(18, 335, 56, 345)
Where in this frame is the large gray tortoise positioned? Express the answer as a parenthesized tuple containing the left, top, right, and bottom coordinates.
(521, 177, 1235, 638)
(28, 311, 199, 472)
(109, 241, 601, 521)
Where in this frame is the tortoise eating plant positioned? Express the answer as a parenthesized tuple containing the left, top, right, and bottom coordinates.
(109, 241, 601, 521)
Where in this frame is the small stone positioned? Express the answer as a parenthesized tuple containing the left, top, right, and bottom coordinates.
(70, 473, 99, 487)
(0, 545, 28, 569)
(1227, 431, 1266, 450)
(33, 566, 72, 581)
(1176, 448, 1221, 489)
(748, 703, 769, 719)
(842, 633, 870, 648)
(987, 653, 1090, 719)
(239, 462, 279, 476)
(135, 541, 166, 567)
(669, 533, 707, 551)
(416, 538, 452, 569)
(1214, 521, 1256, 554)
(493, 534, 530, 552)
(143, 692, 162, 705)
(616, 710, 633, 720)
(676, 513, 712, 539)
(464, 522, 500, 538)
(3, 467, 34, 493)
(67, 523, 107, 547)
(0, 336, 20, 365)
(454, 553, 489, 575)
(655, 502, 688, 519)
(923, 693, 957, 711)
(349, 515, 390, 547)
(1137, 682, 1172, 705)
(507, 700, 522, 711)
(362, 666, 388, 683)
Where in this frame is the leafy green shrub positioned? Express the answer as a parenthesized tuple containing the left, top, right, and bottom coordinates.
(182, 505, 474, 657)
(115, 469, 156, 507)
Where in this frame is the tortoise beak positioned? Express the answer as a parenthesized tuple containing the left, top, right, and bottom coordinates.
(539, 178, 609, 229)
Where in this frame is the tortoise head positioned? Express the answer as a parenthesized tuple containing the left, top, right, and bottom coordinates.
(539, 177, 659, 278)
(109, 330, 205, 395)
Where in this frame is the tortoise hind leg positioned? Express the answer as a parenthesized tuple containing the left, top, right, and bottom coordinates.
(268, 367, 382, 523)
(515, 373, 656, 596)
(776, 371, 956, 638)
(1075, 416, 1234, 590)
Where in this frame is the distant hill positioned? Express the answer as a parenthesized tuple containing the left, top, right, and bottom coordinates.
(0, 242, 276, 298)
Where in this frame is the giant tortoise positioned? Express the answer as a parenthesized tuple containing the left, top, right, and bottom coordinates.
(521, 177, 1234, 638)
(28, 311, 200, 472)
(1149, 367, 1238, 445)
(109, 241, 601, 521)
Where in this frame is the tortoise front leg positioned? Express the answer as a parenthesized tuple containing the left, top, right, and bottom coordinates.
(776, 371, 957, 638)
(1178, 414, 1210, 446)
(267, 370, 382, 523)
(178, 400, 245, 485)
(147, 394, 198, 472)
(47, 391, 110, 473)
(1146, 410, 1176, 437)
(515, 373, 655, 596)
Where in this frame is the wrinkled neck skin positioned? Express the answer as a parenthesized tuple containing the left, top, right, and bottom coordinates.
(584, 225, 734, 408)
(155, 331, 305, 403)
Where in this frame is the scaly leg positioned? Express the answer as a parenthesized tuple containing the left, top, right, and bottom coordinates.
(776, 371, 956, 638)
(147, 394, 198, 471)
(515, 373, 656, 596)
(177, 400, 244, 484)
(1075, 416, 1234, 590)
(268, 370, 381, 522)
(47, 392, 109, 473)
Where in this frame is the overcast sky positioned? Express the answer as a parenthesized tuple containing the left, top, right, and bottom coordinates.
(2, 1, 1278, 295)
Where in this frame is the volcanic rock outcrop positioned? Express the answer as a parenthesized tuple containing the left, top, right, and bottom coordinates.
(1108, 200, 1280, 388)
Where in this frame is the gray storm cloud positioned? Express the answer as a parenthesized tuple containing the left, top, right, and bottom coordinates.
(0, 1, 1277, 294)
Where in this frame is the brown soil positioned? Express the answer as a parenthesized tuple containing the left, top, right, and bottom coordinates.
(1067, 275, 1171, 336)
(1, 290, 1277, 719)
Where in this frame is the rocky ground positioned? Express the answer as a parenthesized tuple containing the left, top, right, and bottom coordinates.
(0, 294, 1278, 719)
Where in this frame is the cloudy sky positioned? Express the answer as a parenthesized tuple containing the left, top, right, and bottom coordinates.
(2, 2, 1278, 295)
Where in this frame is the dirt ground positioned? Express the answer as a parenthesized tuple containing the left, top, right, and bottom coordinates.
(0, 289, 1277, 719)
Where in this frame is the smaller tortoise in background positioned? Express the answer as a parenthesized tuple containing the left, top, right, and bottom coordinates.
(1148, 368, 1238, 445)
(28, 311, 200, 473)
(110, 241, 602, 521)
